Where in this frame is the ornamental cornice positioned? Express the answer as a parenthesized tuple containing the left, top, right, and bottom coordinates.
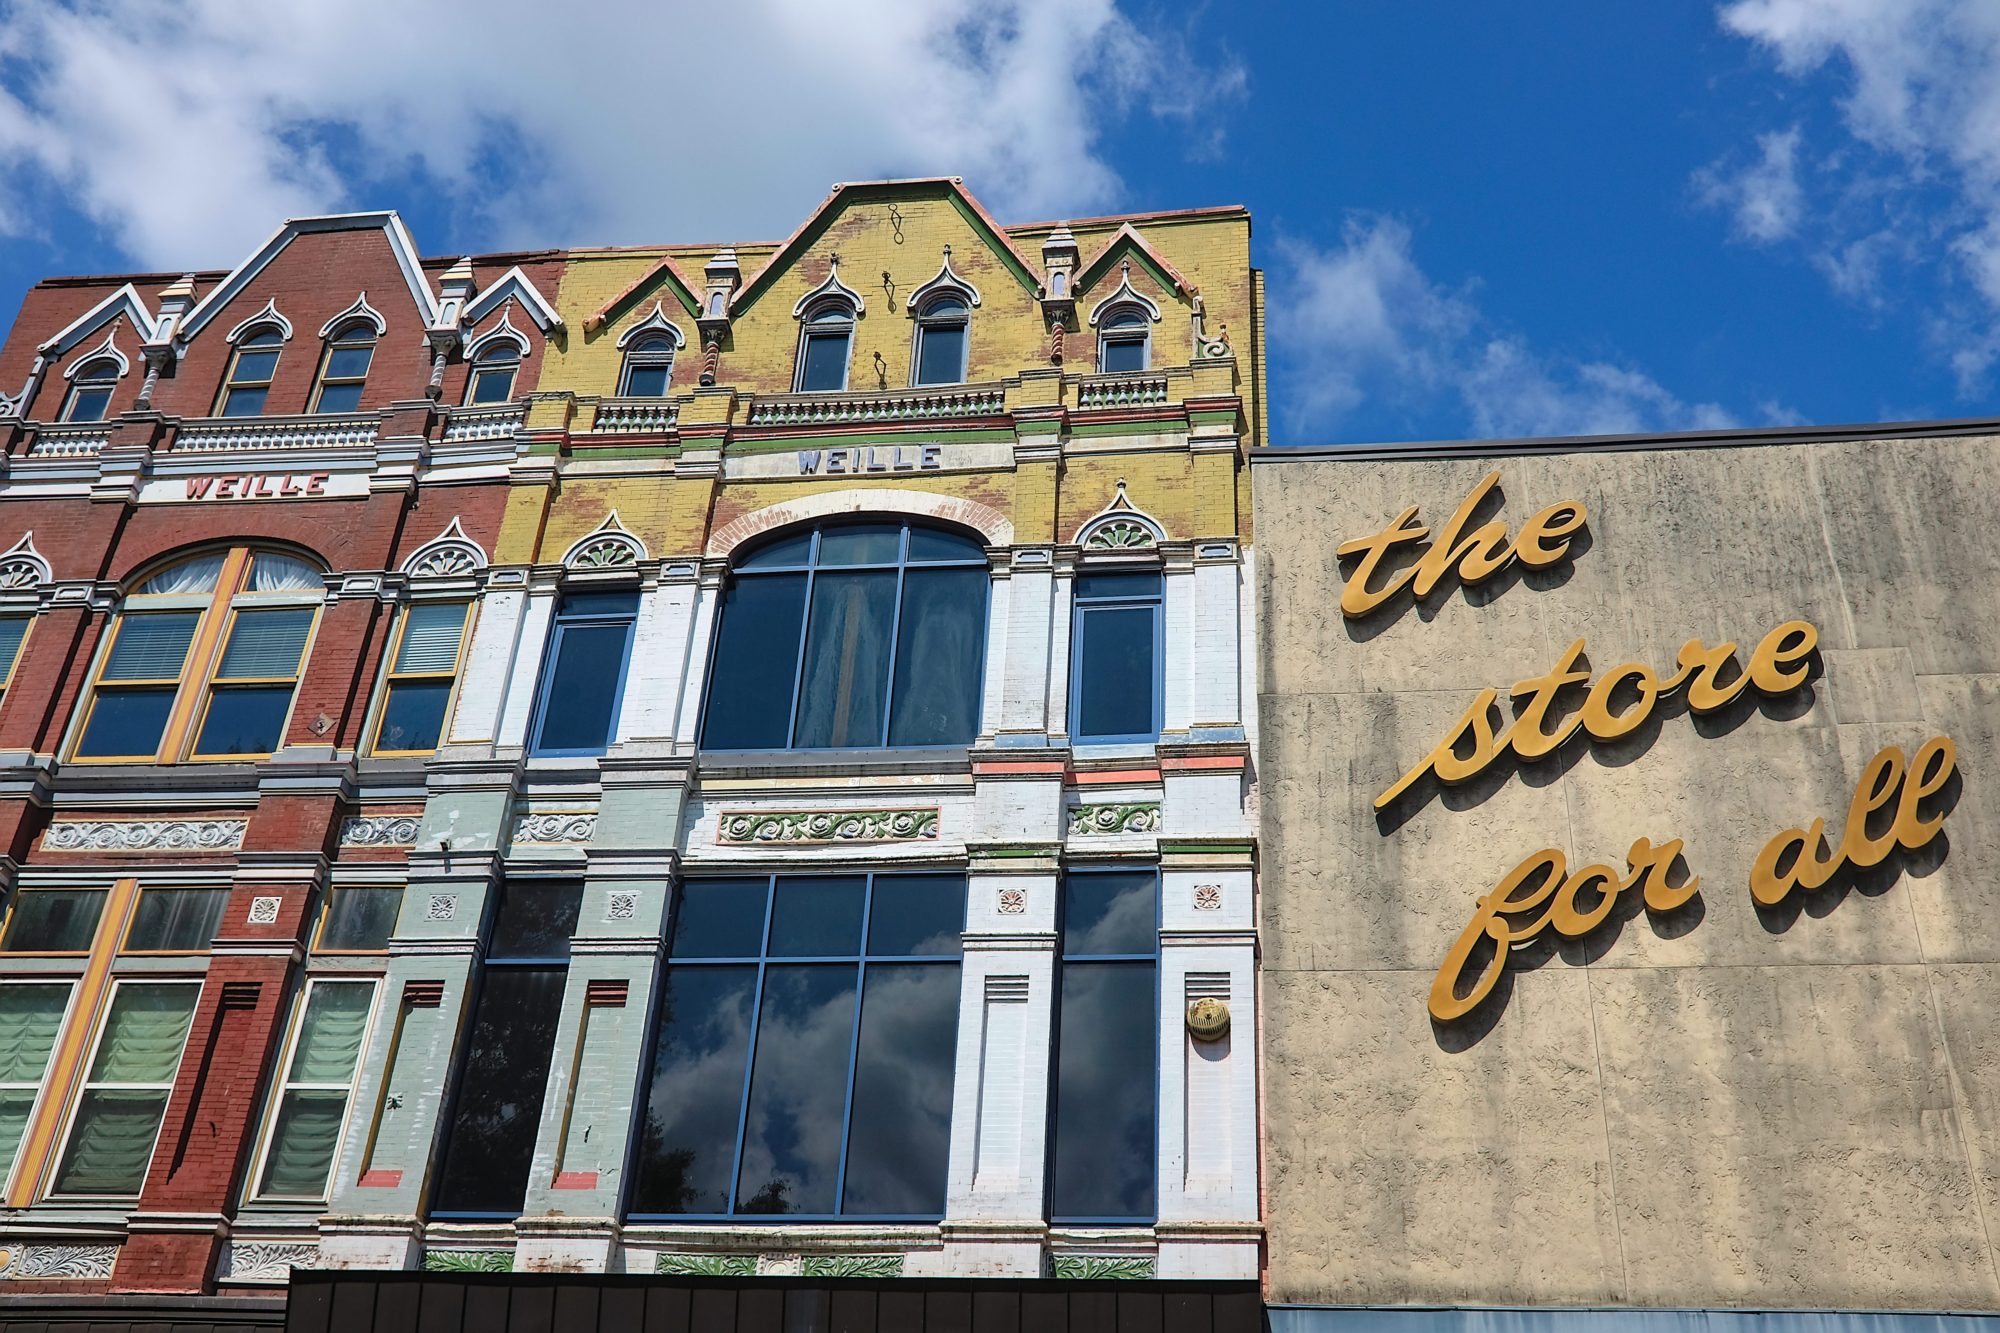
(511, 812, 597, 845)
(717, 808, 940, 845)
(45, 818, 248, 852)
(340, 814, 422, 847)
(0, 1243, 120, 1280)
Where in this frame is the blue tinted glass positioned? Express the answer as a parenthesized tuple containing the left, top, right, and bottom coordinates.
(701, 573, 807, 749)
(470, 367, 516, 404)
(1050, 961, 1155, 1219)
(194, 685, 294, 755)
(672, 880, 769, 959)
(629, 965, 757, 1214)
(1062, 872, 1156, 956)
(488, 881, 582, 959)
(887, 567, 985, 746)
(816, 526, 902, 566)
(865, 875, 964, 957)
(906, 528, 984, 563)
(375, 681, 451, 752)
(231, 350, 279, 383)
(3, 890, 105, 951)
(241, 329, 284, 348)
(916, 324, 966, 386)
(66, 387, 111, 422)
(319, 888, 402, 951)
(1100, 336, 1146, 373)
(624, 363, 671, 397)
(558, 592, 639, 618)
(324, 346, 372, 379)
(314, 381, 363, 413)
(432, 967, 565, 1215)
(793, 571, 895, 748)
(1074, 605, 1156, 739)
(75, 688, 175, 758)
(126, 888, 228, 951)
(221, 386, 269, 417)
(735, 964, 855, 1214)
(800, 331, 849, 391)
(768, 876, 865, 957)
(532, 621, 631, 754)
(842, 963, 958, 1214)
(735, 533, 812, 570)
(1075, 571, 1162, 601)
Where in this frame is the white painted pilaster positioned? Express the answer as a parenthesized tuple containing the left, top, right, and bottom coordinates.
(977, 569, 1011, 740)
(1162, 556, 1196, 734)
(615, 579, 695, 742)
(998, 555, 1053, 736)
(672, 576, 720, 748)
(494, 589, 557, 748)
(1191, 552, 1242, 728)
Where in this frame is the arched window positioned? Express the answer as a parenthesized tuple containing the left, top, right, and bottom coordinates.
(618, 333, 676, 397)
(702, 521, 989, 750)
(72, 548, 324, 762)
(311, 322, 376, 414)
(1097, 307, 1150, 374)
(912, 295, 969, 386)
(795, 302, 855, 393)
(465, 342, 521, 405)
(219, 328, 284, 416)
(62, 359, 121, 423)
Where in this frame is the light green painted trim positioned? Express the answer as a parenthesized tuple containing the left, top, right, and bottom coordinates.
(1067, 419, 1189, 438)
(1051, 1255, 1156, 1280)
(801, 1254, 906, 1278)
(656, 1253, 757, 1277)
(423, 1250, 511, 1273)
(726, 426, 1014, 454)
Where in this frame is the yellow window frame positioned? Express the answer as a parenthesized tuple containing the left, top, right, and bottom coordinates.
(116, 884, 233, 957)
(215, 335, 284, 417)
(0, 613, 35, 697)
(185, 599, 323, 762)
(309, 884, 404, 956)
(309, 327, 375, 414)
(365, 601, 472, 757)
(0, 886, 109, 958)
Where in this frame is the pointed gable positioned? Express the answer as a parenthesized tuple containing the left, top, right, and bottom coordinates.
(583, 255, 705, 336)
(179, 212, 440, 342)
(1075, 223, 1197, 303)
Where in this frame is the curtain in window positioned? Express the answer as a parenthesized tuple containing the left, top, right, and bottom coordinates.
(259, 981, 371, 1198)
(53, 985, 196, 1196)
(0, 983, 68, 1183)
(136, 556, 225, 595)
(248, 554, 323, 592)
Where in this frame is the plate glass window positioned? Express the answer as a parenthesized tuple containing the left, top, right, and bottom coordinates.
(466, 342, 519, 405)
(1070, 571, 1163, 742)
(795, 303, 854, 392)
(0, 983, 70, 1188)
(528, 593, 637, 757)
(913, 295, 968, 386)
(702, 522, 988, 752)
(371, 602, 469, 754)
(311, 323, 375, 413)
(628, 872, 964, 1219)
(219, 328, 284, 416)
(62, 358, 120, 423)
(619, 333, 676, 397)
(1050, 869, 1157, 1221)
(124, 887, 229, 952)
(253, 979, 374, 1200)
(50, 981, 199, 1197)
(1097, 308, 1150, 374)
(316, 886, 403, 952)
(432, 881, 581, 1217)
(1, 889, 105, 953)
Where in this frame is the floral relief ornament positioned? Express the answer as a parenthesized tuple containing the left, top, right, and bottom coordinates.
(46, 819, 247, 852)
(1067, 802, 1161, 836)
(718, 808, 939, 844)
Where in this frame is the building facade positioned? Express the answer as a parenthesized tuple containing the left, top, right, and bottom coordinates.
(0, 179, 1264, 1319)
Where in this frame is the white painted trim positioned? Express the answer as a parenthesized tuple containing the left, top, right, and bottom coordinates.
(400, 516, 489, 577)
(0, 532, 53, 587)
(464, 311, 531, 360)
(906, 246, 983, 310)
(37, 284, 159, 356)
(705, 488, 1013, 556)
(464, 266, 563, 332)
(61, 329, 130, 380)
(1087, 264, 1164, 327)
(1072, 479, 1168, 547)
(614, 302, 686, 351)
(318, 292, 389, 339)
(791, 257, 865, 319)
(180, 213, 440, 341)
(562, 510, 649, 567)
(225, 298, 294, 345)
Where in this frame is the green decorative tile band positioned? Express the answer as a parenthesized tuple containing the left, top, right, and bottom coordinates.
(1052, 1255, 1157, 1280)
(1068, 802, 1162, 836)
(423, 1250, 511, 1274)
(656, 1253, 758, 1277)
(719, 808, 939, 844)
(801, 1254, 905, 1278)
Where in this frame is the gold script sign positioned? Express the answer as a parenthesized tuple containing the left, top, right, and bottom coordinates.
(1338, 470, 1587, 617)
(1751, 737, 1956, 906)
(1429, 838, 1697, 1021)
(1377, 620, 1820, 809)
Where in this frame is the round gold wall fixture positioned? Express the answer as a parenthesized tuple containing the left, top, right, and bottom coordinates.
(1186, 997, 1230, 1043)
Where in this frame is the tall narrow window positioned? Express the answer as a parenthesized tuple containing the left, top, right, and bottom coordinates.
(311, 323, 375, 413)
(465, 343, 520, 405)
(251, 979, 375, 1201)
(702, 522, 988, 752)
(370, 601, 470, 754)
(912, 296, 969, 386)
(618, 334, 676, 397)
(219, 328, 284, 416)
(1097, 308, 1150, 374)
(73, 548, 324, 763)
(1050, 869, 1157, 1222)
(528, 592, 637, 757)
(0, 615, 31, 700)
(795, 304, 854, 392)
(432, 880, 581, 1217)
(49, 980, 199, 1198)
(62, 359, 120, 423)
(1069, 571, 1163, 743)
(629, 872, 964, 1219)
(0, 982, 71, 1189)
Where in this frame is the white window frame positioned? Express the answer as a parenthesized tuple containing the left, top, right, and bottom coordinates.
(244, 976, 380, 1204)
(793, 300, 857, 393)
(910, 294, 971, 387)
(0, 979, 77, 1194)
(1096, 305, 1152, 374)
(47, 977, 201, 1201)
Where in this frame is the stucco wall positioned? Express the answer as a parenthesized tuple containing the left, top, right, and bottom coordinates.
(1253, 431, 2000, 1309)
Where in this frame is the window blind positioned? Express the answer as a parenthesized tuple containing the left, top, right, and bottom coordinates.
(394, 603, 467, 673)
(103, 612, 200, 680)
(0, 618, 28, 681)
(216, 607, 314, 679)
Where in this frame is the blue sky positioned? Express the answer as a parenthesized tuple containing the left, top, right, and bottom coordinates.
(0, 0, 1994, 444)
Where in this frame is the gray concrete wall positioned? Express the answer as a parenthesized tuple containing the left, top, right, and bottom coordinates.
(1253, 432, 2000, 1309)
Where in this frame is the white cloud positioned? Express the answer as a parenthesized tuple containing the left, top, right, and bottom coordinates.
(1270, 218, 1736, 441)
(1695, 127, 1805, 242)
(0, 0, 1240, 270)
